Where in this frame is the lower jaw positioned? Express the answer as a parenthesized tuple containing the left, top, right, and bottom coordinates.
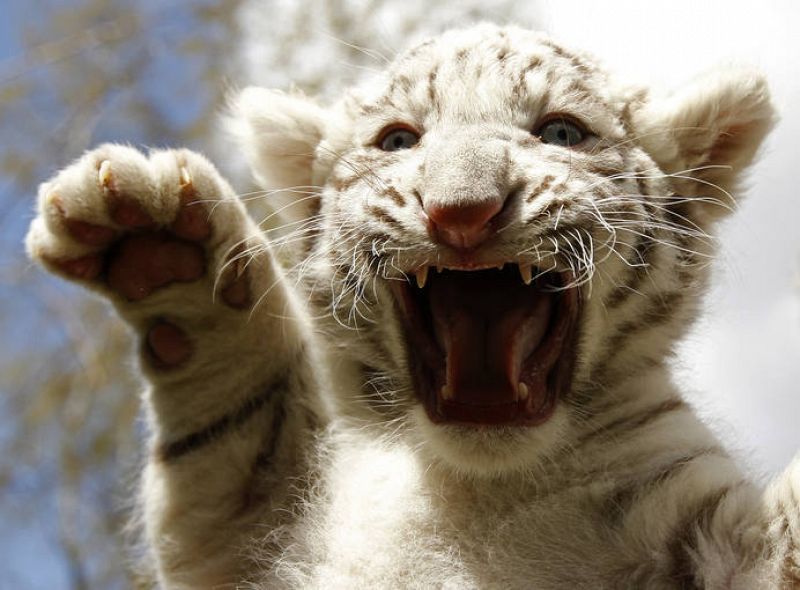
(409, 352, 565, 428)
(410, 402, 569, 477)
(423, 394, 558, 427)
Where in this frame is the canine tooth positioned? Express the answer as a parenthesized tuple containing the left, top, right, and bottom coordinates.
(436, 265, 444, 273)
(441, 384, 452, 400)
(497, 263, 504, 270)
(415, 266, 429, 288)
(519, 263, 533, 285)
(98, 160, 112, 187)
(518, 382, 529, 401)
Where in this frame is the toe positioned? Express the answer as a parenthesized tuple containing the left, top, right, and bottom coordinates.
(99, 159, 158, 229)
(51, 195, 117, 247)
(171, 172, 212, 241)
(48, 253, 105, 281)
(219, 244, 252, 309)
(221, 273, 251, 309)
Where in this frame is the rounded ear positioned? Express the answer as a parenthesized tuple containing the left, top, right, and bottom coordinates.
(631, 66, 776, 226)
(228, 87, 327, 226)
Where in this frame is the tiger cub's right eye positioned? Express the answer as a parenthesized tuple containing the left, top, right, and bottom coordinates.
(377, 125, 420, 151)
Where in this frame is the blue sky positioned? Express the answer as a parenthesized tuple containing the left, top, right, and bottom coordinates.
(0, 2, 224, 587)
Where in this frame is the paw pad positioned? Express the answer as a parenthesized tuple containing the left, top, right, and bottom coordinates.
(219, 244, 252, 309)
(30, 146, 256, 311)
(107, 233, 206, 301)
(146, 321, 192, 368)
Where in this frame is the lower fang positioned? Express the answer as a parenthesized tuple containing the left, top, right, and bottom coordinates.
(519, 264, 533, 285)
(518, 383, 529, 401)
(415, 267, 429, 288)
(441, 384, 452, 400)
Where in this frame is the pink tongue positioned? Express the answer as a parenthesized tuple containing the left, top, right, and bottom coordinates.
(428, 270, 553, 405)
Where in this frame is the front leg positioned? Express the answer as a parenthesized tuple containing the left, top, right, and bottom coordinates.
(707, 458, 800, 588)
(26, 145, 321, 588)
(656, 456, 800, 589)
(756, 457, 800, 588)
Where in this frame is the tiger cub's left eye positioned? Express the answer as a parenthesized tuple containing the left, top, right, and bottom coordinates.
(536, 118, 587, 147)
(378, 126, 420, 151)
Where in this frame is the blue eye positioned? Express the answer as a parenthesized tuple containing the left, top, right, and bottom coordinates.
(378, 126, 420, 151)
(536, 117, 587, 147)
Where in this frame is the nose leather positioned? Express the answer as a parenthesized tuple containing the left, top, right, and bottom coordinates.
(421, 127, 512, 250)
(425, 199, 503, 249)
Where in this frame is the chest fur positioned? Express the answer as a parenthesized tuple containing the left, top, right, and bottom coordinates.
(268, 441, 629, 589)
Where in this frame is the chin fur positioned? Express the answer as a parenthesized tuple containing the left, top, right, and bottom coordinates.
(409, 405, 570, 478)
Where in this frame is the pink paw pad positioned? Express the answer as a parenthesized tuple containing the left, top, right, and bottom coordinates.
(220, 244, 252, 309)
(146, 321, 192, 368)
(107, 233, 205, 301)
(53, 253, 105, 281)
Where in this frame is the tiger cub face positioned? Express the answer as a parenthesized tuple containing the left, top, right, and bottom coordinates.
(234, 24, 774, 475)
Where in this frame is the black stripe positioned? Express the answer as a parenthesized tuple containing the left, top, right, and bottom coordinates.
(525, 175, 556, 203)
(366, 205, 404, 233)
(382, 186, 406, 207)
(159, 371, 289, 462)
(602, 232, 651, 309)
(602, 447, 724, 525)
(604, 204, 663, 311)
(665, 484, 740, 587)
(252, 389, 288, 471)
(594, 289, 684, 382)
(595, 354, 664, 395)
(427, 65, 439, 107)
(512, 56, 543, 96)
(576, 398, 686, 448)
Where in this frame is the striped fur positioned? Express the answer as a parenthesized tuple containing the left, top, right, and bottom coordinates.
(28, 24, 793, 589)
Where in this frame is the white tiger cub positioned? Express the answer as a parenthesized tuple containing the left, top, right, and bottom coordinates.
(25, 23, 798, 589)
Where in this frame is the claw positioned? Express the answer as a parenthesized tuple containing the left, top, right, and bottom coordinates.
(98, 160, 112, 188)
(179, 165, 192, 187)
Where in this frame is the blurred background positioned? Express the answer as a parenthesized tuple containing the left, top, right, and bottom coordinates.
(0, 0, 797, 587)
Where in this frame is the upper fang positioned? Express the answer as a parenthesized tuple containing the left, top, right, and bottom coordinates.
(415, 267, 429, 288)
(519, 264, 533, 285)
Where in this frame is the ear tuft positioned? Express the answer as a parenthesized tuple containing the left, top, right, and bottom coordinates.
(632, 66, 777, 225)
(228, 87, 327, 225)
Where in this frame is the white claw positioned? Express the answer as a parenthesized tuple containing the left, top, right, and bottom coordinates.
(441, 384, 453, 400)
(415, 266, 429, 288)
(518, 382, 529, 401)
(519, 263, 533, 285)
(98, 160, 112, 188)
(179, 165, 191, 186)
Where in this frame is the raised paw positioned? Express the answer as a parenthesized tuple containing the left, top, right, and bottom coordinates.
(26, 144, 256, 310)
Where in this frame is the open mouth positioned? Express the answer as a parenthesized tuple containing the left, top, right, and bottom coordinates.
(391, 264, 580, 426)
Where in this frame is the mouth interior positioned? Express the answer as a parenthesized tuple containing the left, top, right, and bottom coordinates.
(394, 266, 577, 426)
